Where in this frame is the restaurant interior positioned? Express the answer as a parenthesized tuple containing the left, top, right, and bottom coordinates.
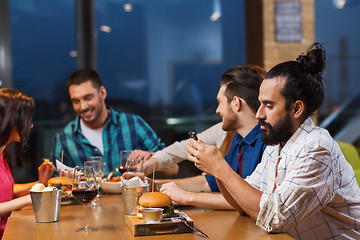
(1, 0, 360, 186)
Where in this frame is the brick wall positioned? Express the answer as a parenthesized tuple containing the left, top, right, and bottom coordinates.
(246, 0, 315, 71)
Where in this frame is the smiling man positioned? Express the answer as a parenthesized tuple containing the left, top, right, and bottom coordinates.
(51, 69, 165, 176)
(187, 43, 360, 239)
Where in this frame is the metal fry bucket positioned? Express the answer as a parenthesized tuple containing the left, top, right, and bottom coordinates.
(29, 189, 62, 223)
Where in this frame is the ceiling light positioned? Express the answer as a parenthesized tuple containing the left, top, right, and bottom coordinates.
(100, 25, 112, 33)
(334, 0, 346, 9)
(69, 51, 77, 57)
(124, 3, 132, 12)
(210, 11, 221, 21)
(210, 0, 221, 21)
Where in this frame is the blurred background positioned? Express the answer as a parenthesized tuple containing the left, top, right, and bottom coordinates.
(1, 0, 360, 182)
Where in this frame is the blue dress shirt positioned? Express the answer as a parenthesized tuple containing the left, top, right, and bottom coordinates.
(205, 124, 266, 192)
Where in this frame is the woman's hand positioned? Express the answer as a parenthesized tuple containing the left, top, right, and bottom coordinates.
(38, 161, 55, 186)
(14, 161, 55, 197)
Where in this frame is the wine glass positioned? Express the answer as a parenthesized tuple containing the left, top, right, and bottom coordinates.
(88, 156, 105, 178)
(124, 155, 145, 180)
(119, 150, 133, 175)
(72, 166, 99, 232)
(84, 159, 102, 206)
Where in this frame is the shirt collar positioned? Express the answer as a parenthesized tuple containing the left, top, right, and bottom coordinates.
(235, 124, 262, 145)
(107, 107, 118, 125)
(74, 106, 117, 133)
(281, 117, 314, 154)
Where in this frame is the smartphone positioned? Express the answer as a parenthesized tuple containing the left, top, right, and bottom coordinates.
(188, 131, 198, 141)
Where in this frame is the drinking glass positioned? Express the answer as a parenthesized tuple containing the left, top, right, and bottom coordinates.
(72, 166, 99, 232)
(125, 156, 145, 180)
(88, 156, 105, 178)
(119, 150, 133, 175)
(85, 159, 102, 205)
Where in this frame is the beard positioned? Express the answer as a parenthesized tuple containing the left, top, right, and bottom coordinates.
(259, 112, 294, 146)
(221, 110, 238, 132)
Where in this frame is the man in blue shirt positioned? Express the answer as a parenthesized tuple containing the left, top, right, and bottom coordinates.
(51, 69, 165, 176)
(205, 124, 265, 192)
(157, 65, 266, 210)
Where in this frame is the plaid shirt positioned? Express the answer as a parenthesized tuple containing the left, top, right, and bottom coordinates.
(51, 107, 165, 175)
(246, 118, 360, 239)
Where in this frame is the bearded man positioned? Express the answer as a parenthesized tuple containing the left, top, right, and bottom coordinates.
(156, 65, 266, 210)
(187, 43, 360, 239)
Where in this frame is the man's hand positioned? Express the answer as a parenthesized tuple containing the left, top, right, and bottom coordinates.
(131, 150, 154, 161)
(122, 172, 146, 181)
(160, 182, 190, 205)
(143, 157, 180, 177)
(186, 139, 226, 177)
(143, 157, 159, 176)
(38, 161, 55, 186)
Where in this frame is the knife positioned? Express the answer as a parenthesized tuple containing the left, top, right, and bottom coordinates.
(160, 211, 209, 238)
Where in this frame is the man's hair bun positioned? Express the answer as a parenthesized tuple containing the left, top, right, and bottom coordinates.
(296, 42, 326, 79)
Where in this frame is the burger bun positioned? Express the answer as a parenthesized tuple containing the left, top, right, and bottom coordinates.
(139, 192, 172, 208)
(48, 177, 73, 195)
(48, 176, 73, 186)
(138, 192, 173, 219)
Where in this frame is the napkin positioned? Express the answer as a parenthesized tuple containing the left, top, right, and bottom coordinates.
(121, 176, 148, 188)
(56, 159, 75, 173)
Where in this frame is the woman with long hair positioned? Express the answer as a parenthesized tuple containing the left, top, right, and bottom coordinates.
(0, 88, 54, 237)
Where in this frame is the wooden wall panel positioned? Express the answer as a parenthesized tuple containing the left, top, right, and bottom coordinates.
(246, 0, 315, 71)
(245, 0, 264, 68)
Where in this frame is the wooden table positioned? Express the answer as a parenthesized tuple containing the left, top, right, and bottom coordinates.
(3, 194, 292, 240)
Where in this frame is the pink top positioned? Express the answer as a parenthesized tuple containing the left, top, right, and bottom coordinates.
(0, 152, 14, 237)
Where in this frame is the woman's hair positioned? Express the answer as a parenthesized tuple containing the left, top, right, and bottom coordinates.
(0, 88, 35, 162)
(265, 42, 326, 118)
(220, 65, 266, 114)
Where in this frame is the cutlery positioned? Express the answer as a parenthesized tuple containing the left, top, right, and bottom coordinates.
(179, 217, 209, 239)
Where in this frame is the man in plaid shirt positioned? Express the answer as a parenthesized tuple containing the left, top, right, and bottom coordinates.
(51, 69, 164, 176)
(187, 43, 360, 239)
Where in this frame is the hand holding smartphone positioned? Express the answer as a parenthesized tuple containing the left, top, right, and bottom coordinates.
(188, 131, 198, 141)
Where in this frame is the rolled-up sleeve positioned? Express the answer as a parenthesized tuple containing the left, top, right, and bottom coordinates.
(153, 122, 226, 171)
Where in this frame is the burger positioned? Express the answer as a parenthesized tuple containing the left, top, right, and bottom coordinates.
(137, 192, 175, 218)
(48, 176, 73, 195)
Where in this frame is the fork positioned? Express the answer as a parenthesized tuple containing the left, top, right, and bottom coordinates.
(179, 217, 209, 239)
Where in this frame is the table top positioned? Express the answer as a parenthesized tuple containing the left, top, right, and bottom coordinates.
(3, 193, 293, 240)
